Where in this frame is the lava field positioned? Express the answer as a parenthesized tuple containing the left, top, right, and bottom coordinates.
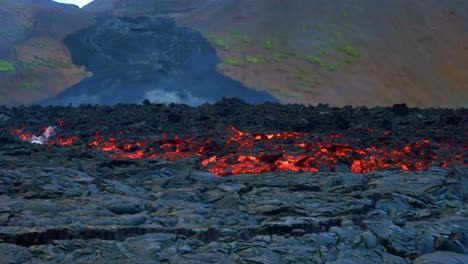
(2, 99, 466, 176)
(0, 99, 467, 263)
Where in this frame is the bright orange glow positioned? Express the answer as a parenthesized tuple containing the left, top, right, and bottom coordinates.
(9, 123, 467, 177)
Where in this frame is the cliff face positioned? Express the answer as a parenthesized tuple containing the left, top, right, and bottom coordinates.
(40, 17, 277, 106)
(1, 0, 467, 107)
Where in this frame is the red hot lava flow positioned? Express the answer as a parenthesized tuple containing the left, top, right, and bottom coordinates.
(10, 122, 467, 176)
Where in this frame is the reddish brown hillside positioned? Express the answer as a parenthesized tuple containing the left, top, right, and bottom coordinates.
(0, 0, 94, 105)
(85, 0, 468, 107)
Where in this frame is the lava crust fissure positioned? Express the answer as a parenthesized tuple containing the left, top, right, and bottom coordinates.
(1, 100, 466, 176)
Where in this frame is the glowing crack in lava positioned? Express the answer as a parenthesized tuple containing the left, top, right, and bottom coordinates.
(10, 122, 467, 176)
(10, 124, 77, 146)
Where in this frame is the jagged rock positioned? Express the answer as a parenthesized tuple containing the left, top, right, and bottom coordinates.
(361, 230, 379, 249)
(329, 249, 406, 264)
(0, 104, 466, 263)
(413, 251, 468, 264)
(0, 243, 32, 264)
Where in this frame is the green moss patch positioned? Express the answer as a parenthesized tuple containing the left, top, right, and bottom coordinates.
(245, 55, 264, 64)
(207, 36, 229, 50)
(335, 44, 360, 57)
(330, 41, 361, 58)
(305, 55, 325, 67)
(0, 59, 15, 71)
(223, 58, 241, 66)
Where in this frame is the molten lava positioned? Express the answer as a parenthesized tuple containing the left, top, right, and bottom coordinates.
(9, 121, 467, 176)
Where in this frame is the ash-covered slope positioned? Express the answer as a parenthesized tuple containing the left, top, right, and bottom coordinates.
(39, 17, 277, 106)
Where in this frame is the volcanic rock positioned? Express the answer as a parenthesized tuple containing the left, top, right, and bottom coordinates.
(0, 102, 466, 263)
(39, 16, 277, 106)
(413, 251, 468, 264)
(0, 243, 32, 264)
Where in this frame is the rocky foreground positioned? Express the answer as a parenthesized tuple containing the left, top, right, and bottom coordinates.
(0, 101, 467, 263)
(0, 158, 467, 263)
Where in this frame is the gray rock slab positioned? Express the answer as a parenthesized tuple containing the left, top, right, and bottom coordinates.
(413, 251, 468, 264)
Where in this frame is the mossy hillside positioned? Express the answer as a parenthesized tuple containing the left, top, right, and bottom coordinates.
(207, 13, 362, 100)
(213, 19, 361, 69)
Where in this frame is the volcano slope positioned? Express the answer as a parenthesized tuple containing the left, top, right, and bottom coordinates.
(0, 0, 94, 106)
(85, 0, 468, 108)
(0, 99, 467, 263)
(2, 0, 468, 108)
(39, 16, 277, 106)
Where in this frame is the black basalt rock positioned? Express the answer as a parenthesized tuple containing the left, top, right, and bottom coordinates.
(391, 103, 410, 116)
(40, 16, 277, 106)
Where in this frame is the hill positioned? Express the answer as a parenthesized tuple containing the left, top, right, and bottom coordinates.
(0, 0, 467, 107)
(85, 0, 468, 107)
(40, 16, 277, 106)
(0, 0, 94, 105)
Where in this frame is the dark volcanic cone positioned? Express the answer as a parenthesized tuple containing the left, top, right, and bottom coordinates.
(39, 16, 277, 106)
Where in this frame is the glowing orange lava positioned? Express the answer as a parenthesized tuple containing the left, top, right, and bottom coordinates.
(9, 121, 467, 176)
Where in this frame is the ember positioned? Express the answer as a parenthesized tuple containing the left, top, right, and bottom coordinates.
(9, 122, 466, 177)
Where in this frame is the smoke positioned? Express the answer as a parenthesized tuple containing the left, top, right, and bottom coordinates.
(145, 89, 211, 106)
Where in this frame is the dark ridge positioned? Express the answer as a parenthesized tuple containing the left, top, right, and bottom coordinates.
(2, 99, 466, 136)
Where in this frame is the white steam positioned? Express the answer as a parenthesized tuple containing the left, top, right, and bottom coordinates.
(29, 126, 56, 144)
(145, 89, 210, 106)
